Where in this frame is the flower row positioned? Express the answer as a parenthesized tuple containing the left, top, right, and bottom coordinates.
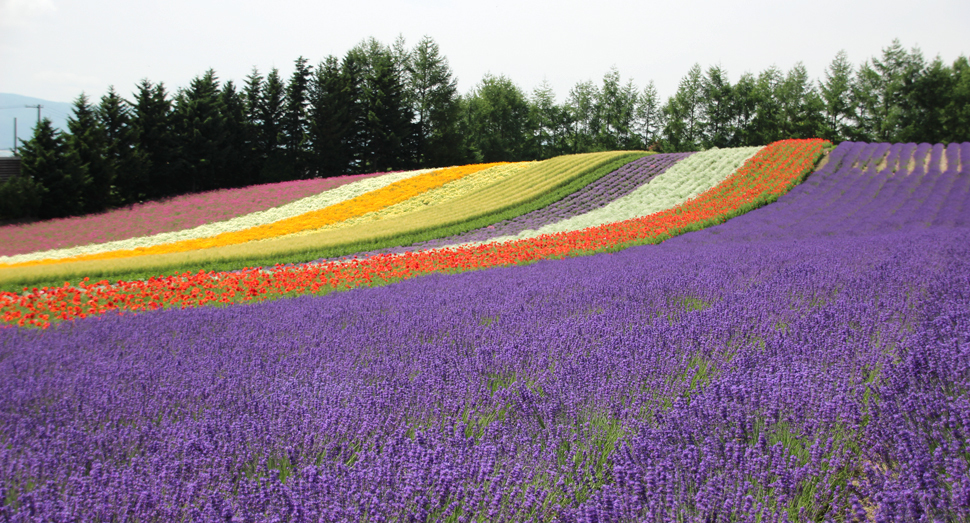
(0, 168, 434, 265)
(0, 172, 391, 257)
(0, 140, 826, 328)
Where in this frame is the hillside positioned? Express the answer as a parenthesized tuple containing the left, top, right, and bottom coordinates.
(1, 139, 968, 521)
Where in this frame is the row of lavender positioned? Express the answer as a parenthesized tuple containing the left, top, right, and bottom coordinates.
(339, 152, 694, 259)
(1, 142, 968, 521)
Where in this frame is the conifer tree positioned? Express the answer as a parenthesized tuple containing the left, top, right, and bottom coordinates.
(221, 80, 255, 187)
(635, 81, 662, 149)
(20, 118, 89, 218)
(701, 65, 735, 149)
(282, 56, 312, 178)
(173, 69, 228, 192)
(99, 86, 149, 204)
(67, 93, 110, 212)
(132, 79, 177, 199)
(308, 55, 352, 177)
(258, 68, 286, 181)
(821, 50, 856, 142)
(409, 36, 462, 167)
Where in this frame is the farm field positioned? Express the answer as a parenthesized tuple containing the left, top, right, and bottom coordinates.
(0, 140, 968, 521)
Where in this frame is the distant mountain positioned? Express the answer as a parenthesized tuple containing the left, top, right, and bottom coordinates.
(0, 94, 74, 157)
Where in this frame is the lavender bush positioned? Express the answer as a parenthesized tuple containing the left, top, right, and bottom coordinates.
(1, 142, 968, 521)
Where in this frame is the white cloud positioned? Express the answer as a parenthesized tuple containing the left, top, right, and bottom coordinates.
(0, 0, 56, 27)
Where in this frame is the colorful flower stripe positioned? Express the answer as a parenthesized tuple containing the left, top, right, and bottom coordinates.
(0, 163, 503, 269)
(457, 146, 760, 248)
(0, 168, 435, 265)
(297, 162, 532, 236)
(0, 173, 390, 257)
(354, 152, 692, 257)
(0, 140, 825, 328)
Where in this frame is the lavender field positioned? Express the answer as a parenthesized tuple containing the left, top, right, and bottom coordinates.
(1, 142, 969, 521)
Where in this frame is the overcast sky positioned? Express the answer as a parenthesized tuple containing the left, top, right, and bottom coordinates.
(1, 0, 967, 106)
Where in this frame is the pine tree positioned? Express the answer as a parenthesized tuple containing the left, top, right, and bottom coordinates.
(747, 66, 784, 146)
(282, 56, 312, 178)
(635, 81, 662, 149)
(99, 86, 149, 204)
(173, 69, 228, 192)
(944, 56, 970, 142)
(821, 50, 855, 142)
(779, 63, 826, 139)
(20, 118, 89, 218)
(597, 68, 639, 150)
(308, 55, 353, 177)
(221, 80, 255, 187)
(529, 80, 569, 159)
(730, 73, 758, 146)
(361, 46, 411, 172)
(242, 68, 265, 183)
(67, 93, 110, 212)
(132, 79, 177, 199)
(661, 64, 704, 151)
(701, 65, 735, 149)
(258, 68, 286, 181)
(566, 80, 600, 153)
(409, 36, 462, 167)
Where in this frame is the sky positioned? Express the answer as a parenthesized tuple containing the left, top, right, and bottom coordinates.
(1, 0, 968, 109)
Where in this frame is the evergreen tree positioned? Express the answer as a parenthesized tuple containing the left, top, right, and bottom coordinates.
(821, 50, 855, 142)
(99, 86, 149, 204)
(361, 45, 412, 172)
(308, 55, 353, 177)
(529, 80, 570, 159)
(408, 36, 463, 167)
(462, 74, 531, 162)
(566, 80, 600, 153)
(242, 68, 266, 183)
(661, 63, 704, 152)
(221, 80, 255, 187)
(597, 67, 639, 150)
(730, 73, 758, 146)
(634, 81, 662, 149)
(257, 68, 286, 182)
(853, 39, 925, 142)
(282, 56, 312, 178)
(20, 118, 89, 218)
(339, 48, 368, 173)
(132, 79, 177, 199)
(747, 66, 785, 146)
(67, 93, 110, 213)
(778, 63, 826, 139)
(944, 56, 970, 142)
(173, 69, 229, 192)
(701, 65, 735, 148)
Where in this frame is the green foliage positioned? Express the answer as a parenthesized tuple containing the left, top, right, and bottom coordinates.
(462, 73, 532, 162)
(132, 79, 177, 200)
(11, 37, 967, 224)
(0, 172, 43, 220)
(99, 86, 150, 204)
(19, 118, 89, 218)
(408, 36, 463, 167)
(67, 93, 111, 212)
(173, 69, 230, 192)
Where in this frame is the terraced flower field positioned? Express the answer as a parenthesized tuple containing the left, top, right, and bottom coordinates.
(1, 139, 968, 521)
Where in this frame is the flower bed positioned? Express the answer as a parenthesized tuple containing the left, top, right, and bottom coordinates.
(0, 140, 825, 328)
(0, 172, 391, 257)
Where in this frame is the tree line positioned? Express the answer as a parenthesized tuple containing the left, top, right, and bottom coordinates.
(2, 37, 967, 221)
